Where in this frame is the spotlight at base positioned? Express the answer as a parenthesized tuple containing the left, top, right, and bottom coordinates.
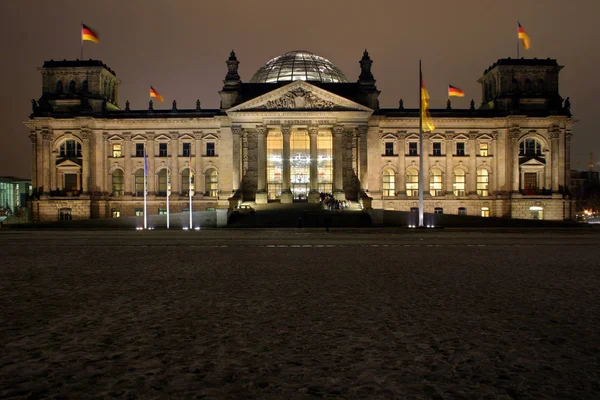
(182, 227, 189, 231)
(194, 227, 200, 230)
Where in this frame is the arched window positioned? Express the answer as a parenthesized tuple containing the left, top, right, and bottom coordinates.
(406, 168, 418, 197)
(430, 168, 443, 196)
(181, 168, 191, 196)
(157, 169, 168, 196)
(68, 80, 76, 93)
(477, 168, 489, 196)
(82, 80, 88, 93)
(519, 138, 543, 156)
(59, 140, 82, 157)
(205, 168, 218, 197)
(453, 169, 466, 196)
(524, 79, 532, 93)
(111, 169, 124, 197)
(536, 79, 544, 92)
(56, 80, 63, 93)
(134, 169, 144, 196)
(382, 168, 395, 197)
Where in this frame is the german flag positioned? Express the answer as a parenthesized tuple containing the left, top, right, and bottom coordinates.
(81, 24, 100, 43)
(420, 78, 435, 132)
(518, 22, 530, 50)
(448, 85, 465, 97)
(150, 86, 164, 102)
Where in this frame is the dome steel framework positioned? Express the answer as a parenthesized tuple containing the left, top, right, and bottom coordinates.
(250, 51, 348, 84)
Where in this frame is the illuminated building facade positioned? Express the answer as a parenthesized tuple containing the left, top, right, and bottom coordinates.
(26, 51, 574, 221)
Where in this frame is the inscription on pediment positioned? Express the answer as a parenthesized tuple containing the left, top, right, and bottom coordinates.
(264, 88, 335, 110)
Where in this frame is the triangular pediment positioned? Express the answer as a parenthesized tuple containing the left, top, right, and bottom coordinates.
(227, 81, 373, 113)
(155, 134, 171, 142)
(521, 158, 545, 166)
(56, 159, 81, 168)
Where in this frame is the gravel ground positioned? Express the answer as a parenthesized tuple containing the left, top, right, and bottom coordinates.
(1, 229, 599, 399)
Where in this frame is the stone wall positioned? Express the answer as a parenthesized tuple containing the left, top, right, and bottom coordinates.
(33, 199, 91, 221)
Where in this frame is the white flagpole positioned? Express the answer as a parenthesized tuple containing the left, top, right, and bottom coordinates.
(166, 153, 170, 229)
(143, 150, 148, 230)
(418, 60, 424, 228)
(189, 159, 193, 229)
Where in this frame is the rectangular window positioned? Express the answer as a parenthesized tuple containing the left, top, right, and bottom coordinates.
(158, 208, 167, 215)
(432, 142, 442, 156)
(456, 142, 466, 156)
(477, 171, 489, 196)
(112, 209, 120, 218)
(479, 143, 488, 156)
(59, 208, 72, 220)
(458, 207, 467, 216)
(159, 143, 168, 157)
(408, 142, 418, 156)
(112, 144, 122, 158)
(135, 208, 144, 217)
(481, 207, 490, 217)
(64, 174, 78, 192)
(434, 207, 443, 214)
(182, 142, 191, 157)
(206, 142, 215, 157)
(135, 143, 145, 157)
(384, 142, 394, 156)
(524, 172, 537, 191)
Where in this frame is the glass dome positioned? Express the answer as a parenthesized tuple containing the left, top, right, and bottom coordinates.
(250, 50, 348, 84)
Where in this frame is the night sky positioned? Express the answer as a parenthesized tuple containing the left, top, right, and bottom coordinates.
(2, 0, 598, 178)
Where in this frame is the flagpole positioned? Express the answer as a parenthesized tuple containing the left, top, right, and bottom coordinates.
(80, 21, 83, 59)
(189, 158, 193, 229)
(418, 60, 424, 228)
(143, 151, 148, 230)
(166, 152, 170, 229)
(517, 21, 520, 58)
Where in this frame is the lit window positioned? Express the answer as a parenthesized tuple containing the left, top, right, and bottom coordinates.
(181, 168, 192, 196)
(453, 169, 466, 196)
(479, 143, 488, 156)
(458, 207, 467, 216)
(481, 207, 490, 217)
(111, 169, 124, 197)
(406, 168, 418, 197)
(182, 142, 191, 157)
(430, 168, 443, 196)
(385, 142, 394, 156)
(382, 168, 395, 196)
(206, 142, 215, 157)
(135, 208, 144, 217)
(112, 143, 122, 158)
(268, 132, 284, 199)
(205, 168, 218, 197)
(408, 142, 418, 156)
(112, 209, 120, 218)
(158, 208, 167, 215)
(159, 143, 168, 157)
(432, 142, 442, 156)
(157, 169, 168, 196)
(134, 169, 144, 196)
(456, 142, 466, 156)
(477, 168, 489, 196)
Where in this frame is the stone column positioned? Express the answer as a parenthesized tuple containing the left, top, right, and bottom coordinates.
(564, 131, 571, 191)
(280, 125, 293, 203)
(170, 134, 179, 195)
(50, 152, 57, 191)
(42, 131, 52, 196)
(358, 125, 369, 192)
(551, 130, 560, 192)
(333, 125, 345, 200)
(491, 134, 498, 194)
(308, 125, 320, 203)
(445, 137, 453, 194)
(194, 133, 202, 197)
(511, 131, 520, 192)
(256, 125, 268, 204)
(422, 133, 430, 195)
(231, 126, 242, 191)
(81, 131, 91, 194)
(468, 133, 478, 196)
(123, 135, 132, 195)
(146, 134, 156, 195)
(29, 133, 37, 191)
(36, 131, 43, 194)
(397, 134, 406, 196)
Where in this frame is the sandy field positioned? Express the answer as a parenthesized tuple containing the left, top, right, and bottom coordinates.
(1, 229, 599, 399)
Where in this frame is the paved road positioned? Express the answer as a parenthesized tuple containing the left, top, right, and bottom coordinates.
(1, 228, 599, 399)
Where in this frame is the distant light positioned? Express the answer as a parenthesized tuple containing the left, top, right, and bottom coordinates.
(183, 227, 189, 230)
(194, 227, 200, 230)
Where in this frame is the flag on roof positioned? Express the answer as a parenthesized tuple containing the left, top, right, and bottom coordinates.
(150, 86, 164, 102)
(448, 85, 465, 97)
(518, 22, 531, 50)
(81, 24, 100, 43)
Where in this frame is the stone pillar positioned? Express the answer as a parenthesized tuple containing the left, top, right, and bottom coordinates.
(123, 135, 132, 195)
(280, 125, 293, 203)
(491, 134, 498, 194)
(146, 134, 155, 195)
(36, 131, 43, 194)
(358, 125, 369, 192)
(29, 133, 37, 191)
(445, 137, 453, 194)
(81, 131, 91, 194)
(333, 125, 344, 200)
(397, 134, 406, 196)
(170, 134, 179, 195)
(468, 133, 478, 196)
(422, 133, 430, 195)
(194, 133, 202, 197)
(511, 131, 520, 192)
(308, 125, 320, 203)
(42, 131, 52, 195)
(256, 125, 268, 204)
(550, 131, 560, 192)
(50, 152, 57, 191)
(231, 126, 242, 191)
(564, 131, 571, 191)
